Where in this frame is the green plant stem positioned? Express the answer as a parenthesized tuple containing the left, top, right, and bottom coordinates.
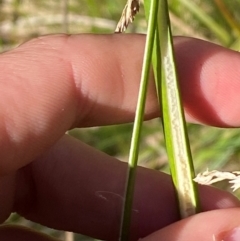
(119, 0, 159, 240)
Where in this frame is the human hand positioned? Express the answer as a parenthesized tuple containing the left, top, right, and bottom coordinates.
(0, 34, 240, 241)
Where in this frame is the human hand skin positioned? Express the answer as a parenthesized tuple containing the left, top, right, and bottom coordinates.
(1, 34, 240, 241)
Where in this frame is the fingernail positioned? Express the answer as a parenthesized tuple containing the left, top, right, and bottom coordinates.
(222, 227, 240, 241)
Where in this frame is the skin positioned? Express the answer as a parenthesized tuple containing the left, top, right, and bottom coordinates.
(1, 34, 240, 241)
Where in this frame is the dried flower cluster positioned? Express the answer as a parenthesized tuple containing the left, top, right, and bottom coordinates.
(194, 169, 240, 192)
(115, 0, 140, 33)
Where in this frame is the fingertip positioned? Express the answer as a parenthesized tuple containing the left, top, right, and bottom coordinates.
(199, 185, 240, 211)
(141, 208, 240, 241)
(174, 37, 240, 127)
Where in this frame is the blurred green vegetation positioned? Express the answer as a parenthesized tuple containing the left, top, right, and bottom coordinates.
(1, 0, 240, 240)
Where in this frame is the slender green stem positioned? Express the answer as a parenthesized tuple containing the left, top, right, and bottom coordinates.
(119, 0, 159, 240)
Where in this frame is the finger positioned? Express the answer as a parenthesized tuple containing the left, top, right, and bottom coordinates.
(0, 34, 153, 175)
(1, 35, 240, 174)
(141, 208, 240, 241)
(10, 135, 240, 240)
(175, 37, 240, 127)
(0, 225, 59, 241)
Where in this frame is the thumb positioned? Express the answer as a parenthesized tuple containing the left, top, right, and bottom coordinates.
(141, 208, 240, 241)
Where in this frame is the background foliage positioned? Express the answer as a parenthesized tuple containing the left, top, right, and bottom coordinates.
(1, 0, 240, 240)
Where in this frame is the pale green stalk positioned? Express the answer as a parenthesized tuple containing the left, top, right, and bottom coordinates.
(119, 0, 159, 240)
(157, 0, 199, 218)
(145, 0, 200, 218)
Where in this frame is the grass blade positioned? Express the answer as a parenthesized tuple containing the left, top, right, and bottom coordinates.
(180, 0, 230, 45)
(158, 0, 200, 218)
(144, 0, 200, 218)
